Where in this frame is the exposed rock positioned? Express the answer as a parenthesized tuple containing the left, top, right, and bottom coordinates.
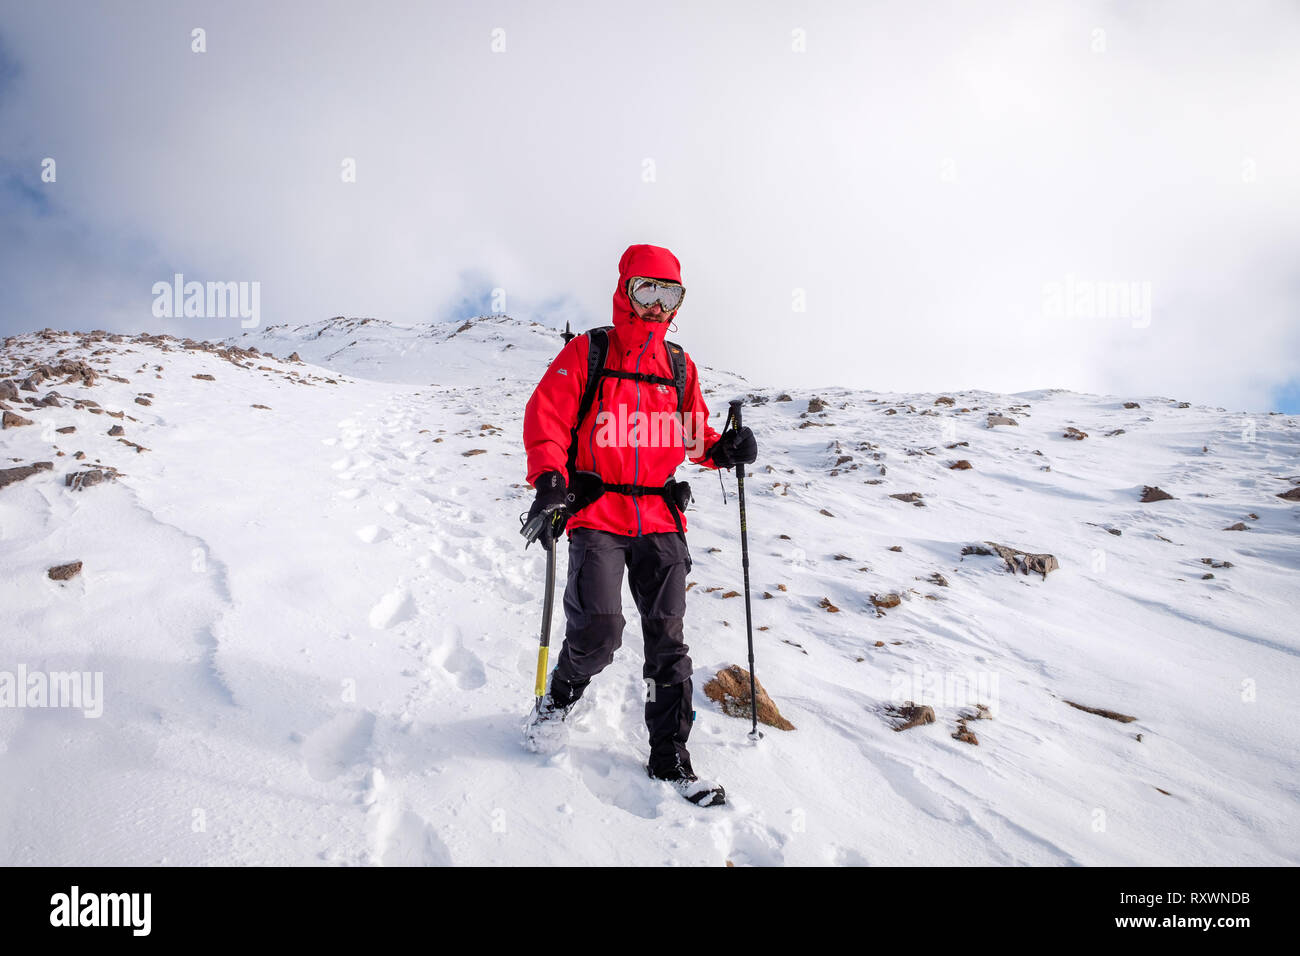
(462, 449, 488, 457)
(950, 459, 973, 470)
(928, 572, 949, 587)
(288, 352, 302, 362)
(192, 373, 216, 381)
(935, 396, 955, 406)
(870, 592, 901, 610)
(1123, 402, 1140, 409)
(251, 404, 271, 410)
(3, 410, 35, 428)
(65, 467, 119, 491)
(108, 425, 124, 437)
(989, 542, 1058, 579)
(48, 561, 83, 581)
(134, 397, 152, 406)
(1064, 700, 1136, 723)
(1063, 427, 1088, 440)
(1276, 486, 1300, 501)
(885, 701, 935, 732)
(0, 461, 54, 490)
(819, 508, 834, 516)
(946, 441, 969, 449)
(1222, 522, 1248, 531)
(818, 597, 840, 613)
(775, 393, 792, 402)
(889, 491, 923, 503)
(1140, 485, 1175, 502)
(703, 664, 795, 731)
(807, 396, 828, 413)
(887, 545, 903, 552)
(56, 426, 75, 434)
(1106, 428, 1126, 437)
(0, 380, 19, 401)
(986, 414, 1018, 428)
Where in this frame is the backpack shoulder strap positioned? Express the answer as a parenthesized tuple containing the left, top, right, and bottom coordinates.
(665, 339, 688, 413)
(567, 327, 612, 476)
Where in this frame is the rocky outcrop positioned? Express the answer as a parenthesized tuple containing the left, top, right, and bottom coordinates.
(65, 468, 120, 491)
(0, 461, 53, 490)
(48, 561, 83, 581)
(885, 701, 935, 731)
(2, 410, 34, 428)
(1140, 485, 1175, 502)
(965, 542, 1059, 579)
(703, 665, 795, 731)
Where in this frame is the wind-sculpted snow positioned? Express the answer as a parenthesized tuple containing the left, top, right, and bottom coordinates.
(0, 319, 1296, 865)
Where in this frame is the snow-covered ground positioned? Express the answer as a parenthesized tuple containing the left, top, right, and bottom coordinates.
(1, 317, 1296, 866)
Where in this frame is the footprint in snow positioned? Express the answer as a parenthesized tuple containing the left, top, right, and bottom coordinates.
(301, 711, 376, 782)
(434, 625, 487, 690)
(711, 817, 787, 867)
(356, 525, 389, 544)
(369, 587, 416, 630)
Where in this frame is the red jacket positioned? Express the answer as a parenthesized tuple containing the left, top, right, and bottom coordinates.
(524, 244, 723, 537)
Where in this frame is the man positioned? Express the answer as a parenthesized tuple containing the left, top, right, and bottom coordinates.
(519, 243, 758, 807)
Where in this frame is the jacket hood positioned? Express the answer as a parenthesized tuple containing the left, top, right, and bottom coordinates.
(611, 244, 682, 350)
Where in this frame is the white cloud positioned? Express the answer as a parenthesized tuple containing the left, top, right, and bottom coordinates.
(1, 0, 1297, 410)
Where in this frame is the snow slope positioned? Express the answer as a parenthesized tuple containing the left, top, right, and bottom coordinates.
(1, 318, 1297, 866)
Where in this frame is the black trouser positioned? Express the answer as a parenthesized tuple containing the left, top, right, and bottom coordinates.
(550, 527, 694, 770)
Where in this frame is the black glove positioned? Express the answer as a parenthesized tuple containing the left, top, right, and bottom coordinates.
(521, 471, 569, 550)
(708, 426, 758, 468)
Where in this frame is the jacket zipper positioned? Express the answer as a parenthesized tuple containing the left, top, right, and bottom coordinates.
(632, 330, 654, 536)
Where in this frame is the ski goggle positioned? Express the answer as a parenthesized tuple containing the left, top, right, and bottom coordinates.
(626, 277, 685, 313)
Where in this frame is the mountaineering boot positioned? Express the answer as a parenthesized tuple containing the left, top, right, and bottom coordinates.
(522, 674, 586, 755)
(646, 754, 726, 807)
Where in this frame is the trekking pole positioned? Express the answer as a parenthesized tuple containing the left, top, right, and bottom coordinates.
(532, 517, 560, 709)
(726, 399, 763, 741)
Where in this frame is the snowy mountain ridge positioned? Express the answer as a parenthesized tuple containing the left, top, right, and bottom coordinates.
(1, 317, 1297, 866)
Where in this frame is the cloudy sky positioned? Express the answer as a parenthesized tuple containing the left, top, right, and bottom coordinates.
(2, 0, 1297, 412)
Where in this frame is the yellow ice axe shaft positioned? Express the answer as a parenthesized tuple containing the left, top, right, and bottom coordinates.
(533, 528, 559, 706)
